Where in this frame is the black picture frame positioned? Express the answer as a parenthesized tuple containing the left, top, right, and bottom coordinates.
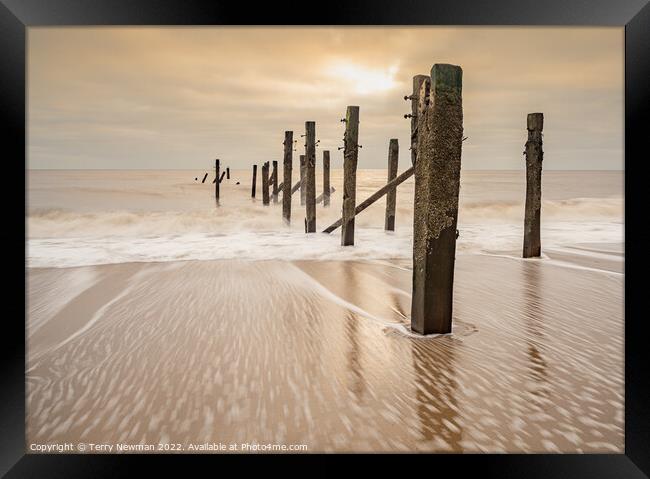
(2, 0, 648, 476)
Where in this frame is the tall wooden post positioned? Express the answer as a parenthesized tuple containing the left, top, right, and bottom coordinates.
(262, 162, 270, 205)
(251, 164, 257, 198)
(410, 75, 429, 166)
(341, 106, 360, 246)
(411, 64, 463, 335)
(523, 113, 543, 258)
(305, 121, 317, 233)
(385, 139, 399, 231)
(272, 160, 279, 204)
(282, 131, 293, 224)
(299, 155, 306, 206)
(323, 150, 331, 207)
(215, 159, 220, 206)
(226, 167, 230, 179)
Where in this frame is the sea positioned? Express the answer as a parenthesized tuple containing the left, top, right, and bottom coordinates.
(26, 169, 623, 268)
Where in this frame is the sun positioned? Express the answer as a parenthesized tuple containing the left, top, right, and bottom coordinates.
(327, 62, 399, 95)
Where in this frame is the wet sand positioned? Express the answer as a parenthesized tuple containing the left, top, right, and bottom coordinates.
(26, 252, 624, 453)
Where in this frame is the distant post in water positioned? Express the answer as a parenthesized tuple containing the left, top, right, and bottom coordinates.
(251, 164, 257, 198)
(262, 162, 270, 205)
(282, 131, 293, 224)
(215, 159, 220, 206)
(305, 121, 317, 232)
(385, 139, 399, 231)
(341, 106, 360, 246)
(523, 113, 544, 258)
(409, 75, 429, 166)
(226, 167, 230, 179)
(300, 155, 306, 206)
(272, 160, 279, 204)
(323, 150, 331, 207)
(411, 64, 463, 335)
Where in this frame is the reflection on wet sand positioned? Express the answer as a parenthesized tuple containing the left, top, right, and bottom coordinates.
(522, 263, 550, 403)
(27, 255, 623, 453)
(412, 339, 461, 451)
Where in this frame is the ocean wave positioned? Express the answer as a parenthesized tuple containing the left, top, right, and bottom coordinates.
(27, 221, 623, 268)
(27, 196, 622, 239)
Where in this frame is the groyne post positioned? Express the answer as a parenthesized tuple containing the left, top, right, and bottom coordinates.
(251, 164, 257, 198)
(226, 167, 230, 179)
(323, 150, 331, 207)
(272, 160, 279, 204)
(385, 139, 399, 231)
(215, 159, 220, 206)
(262, 161, 270, 205)
(406, 75, 429, 166)
(305, 121, 317, 232)
(341, 106, 360, 246)
(282, 131, 293, 224)
(411, 64, 463, 335)
(300, 154, 306, 206)
(523, 113, 544, 258)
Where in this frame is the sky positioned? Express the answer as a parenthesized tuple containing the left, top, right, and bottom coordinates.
(28, 27, 623, 170)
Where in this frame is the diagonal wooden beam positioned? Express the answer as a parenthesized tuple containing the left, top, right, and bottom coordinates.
(322, 166, 414, 233)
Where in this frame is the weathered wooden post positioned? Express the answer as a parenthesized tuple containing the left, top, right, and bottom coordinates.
(201, 172, 208, 184)
(251, 164, 257, 198)
(523, 113, 544, 258)
(385, 139, 399, 231)
(215, 159, 220, 206)
(341, 106, 360, 246)
(272, 160, 279, 204)
(282, 131, 293, 224)
(262, 162, 270, 205)
(299, 154, 306, 206)
(226, 167, 230, 179)
(323, 150, 331, 207)
(406, 75, 429, 166)
(411, 64, 463, 335)
(219, 171, 226, 183)
(305, 121, 317, 232)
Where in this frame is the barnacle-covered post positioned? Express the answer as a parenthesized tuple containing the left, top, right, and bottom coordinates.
(411, 64, 463, 335)
(282, 131, 293, 224)
(523, 113, 544, 258)
(385, 139, 399, 231)
(323, 150, 331, 207)
(251, 164, 257, 198)
(215, 159, 220, 206)
(341, 106, 360, 246)
(300, 154, 306, 206)
(272, 160, 279, 204)
(262, 161, 270, 205)
(305, 121, 317, 232)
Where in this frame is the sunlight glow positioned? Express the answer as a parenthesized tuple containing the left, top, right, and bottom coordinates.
(327, 62, 399, 95)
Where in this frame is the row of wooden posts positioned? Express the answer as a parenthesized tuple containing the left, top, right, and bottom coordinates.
(213, 63, 544, 336)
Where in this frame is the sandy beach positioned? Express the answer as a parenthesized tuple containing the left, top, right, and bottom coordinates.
(27, 247, 623, 453)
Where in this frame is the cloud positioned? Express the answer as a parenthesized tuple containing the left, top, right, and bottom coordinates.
(28, 27, 623, 170)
